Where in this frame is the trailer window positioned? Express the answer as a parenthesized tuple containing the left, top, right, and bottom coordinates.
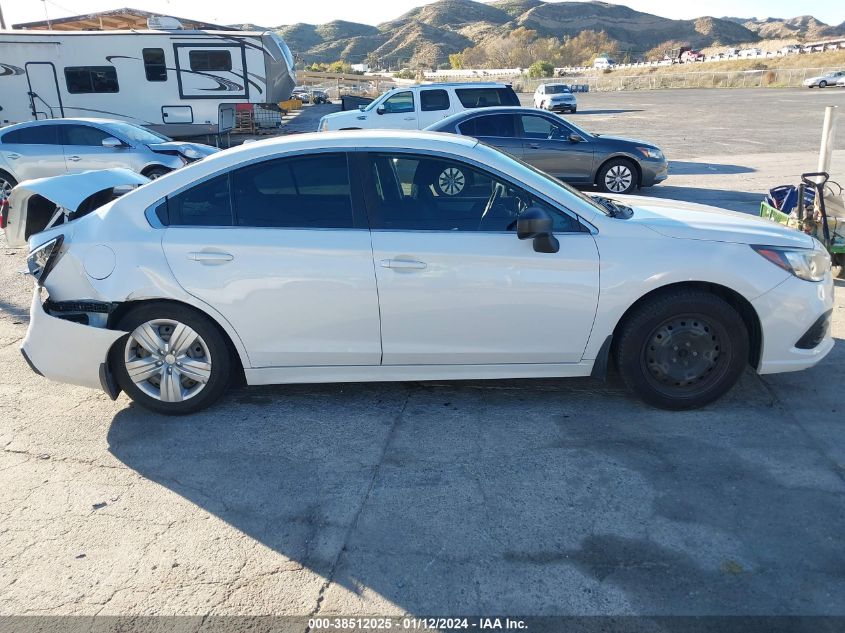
(64, 66, 119, 94)
(189, 50, 232, 72)
(143, 48, 167, 82)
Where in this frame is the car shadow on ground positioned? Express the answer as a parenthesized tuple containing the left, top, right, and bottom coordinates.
(105, 364, 845, 614)
(669, 161, 756, 176)
(641, 186, 763, 214)
(569, 109, 644, 115)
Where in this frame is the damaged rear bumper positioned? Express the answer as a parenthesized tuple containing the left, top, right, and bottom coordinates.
(21, 286, 127, 395)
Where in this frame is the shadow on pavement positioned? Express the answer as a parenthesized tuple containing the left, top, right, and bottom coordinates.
(669, 161, 756, 176)
(106, 367, 845, 614)
(642, 186, 762, 214)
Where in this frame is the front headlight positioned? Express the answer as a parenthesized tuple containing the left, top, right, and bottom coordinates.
(752, 244, 830, 282)
(27, 235, 64, 286)
(636, 147, 664, 160)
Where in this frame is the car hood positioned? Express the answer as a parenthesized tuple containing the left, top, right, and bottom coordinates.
(3, 168, 148, 248)
(604, 194, 816, 249)
(147, 141, 219, 159)
(594, 134, 655, 149)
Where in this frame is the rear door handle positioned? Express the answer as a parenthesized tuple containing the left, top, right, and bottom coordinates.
(529, 143, 541, 149)
(67, 155, 81, 162)
(380, 258, 426, 270)
(188, 251, 234, 264)
(6, 153, 20, 160)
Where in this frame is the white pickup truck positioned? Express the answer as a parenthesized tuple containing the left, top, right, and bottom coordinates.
(319, 83, 520, 131)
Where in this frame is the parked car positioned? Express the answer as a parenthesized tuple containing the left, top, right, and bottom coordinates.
(310, 89, 331, 104)
(318, 83, 519, 131)
(533, 84, 577, 113)
(0, 118, 218, 199)
(426, 107, 667, 195)
(836, 76, 845, 88)
(804, 70, 845, 88)
(7, 131, 833, 415)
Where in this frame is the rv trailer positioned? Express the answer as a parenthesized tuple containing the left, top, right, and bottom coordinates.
(0, 28, 296, 136)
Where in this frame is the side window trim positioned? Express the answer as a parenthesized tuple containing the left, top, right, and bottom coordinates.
(162, 151, 368, 230)
(353, 148, 588, 234)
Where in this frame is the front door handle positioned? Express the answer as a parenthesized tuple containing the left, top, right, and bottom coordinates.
(403, 117, 415, 121)
(188, 251, 234, 264)
(67, 155, 81, 162)
(380, 258, 427, 270)
(6, 153, 20, 160)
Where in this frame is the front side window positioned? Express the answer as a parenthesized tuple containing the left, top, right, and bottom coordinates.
(365, 153, 579, 233)
(143, 48, 167, 81)
(382, 91, 414, 114)
(454, 87, 520, 108)
(166, 174, 232, 226)
(189, 50, 232, 72)
(231, 154, 354, 228)
(64, 66, 119, 94)
(519, 115, 565, 140)
(458, 114, 516, 138)
(60, 125, 112, 146)
(1, 125, 60, 145)
(420, 89, 449, 112)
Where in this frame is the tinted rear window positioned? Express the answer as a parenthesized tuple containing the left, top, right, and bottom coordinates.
(167, 174, 233, 226)
(420, 89, 450, 112)
(455, 87, 519, 108)
(458, 114, 516, 137)
(1, 125, 60, 145)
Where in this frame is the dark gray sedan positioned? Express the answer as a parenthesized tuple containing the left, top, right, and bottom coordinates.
(426, 107, 668, 194)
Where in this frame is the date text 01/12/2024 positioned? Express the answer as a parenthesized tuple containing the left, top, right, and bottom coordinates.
(307, 617, 528, 630)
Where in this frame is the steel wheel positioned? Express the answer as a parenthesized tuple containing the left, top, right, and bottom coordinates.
(604, 164, 634, 193)
(123, 319, 212, 403)
(437, 166, 466, 196)
(642, 315, 724, 392)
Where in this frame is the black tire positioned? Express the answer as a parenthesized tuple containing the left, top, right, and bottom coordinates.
(110, 302, 232, 415)
(614, 289, 749, 410)
(819, 81, 827, 88)
(143, 166, 172, 180)
(571, 108, 577, 114)
(596, 158, 638, 195)
(0, 170, 17, 200)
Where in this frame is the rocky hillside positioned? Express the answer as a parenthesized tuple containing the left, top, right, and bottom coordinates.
(724, 15, 845, 41)
(273, 0, 839, 67)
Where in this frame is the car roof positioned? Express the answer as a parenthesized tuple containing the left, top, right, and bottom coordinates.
(393, 82, 511, 90)
(428, 106, 554, 125)
(0, 118, 126, 132)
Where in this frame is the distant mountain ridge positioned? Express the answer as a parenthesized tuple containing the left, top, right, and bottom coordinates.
(269, 0, 842, 67)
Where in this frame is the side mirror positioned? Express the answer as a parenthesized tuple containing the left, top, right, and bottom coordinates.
(517, 206, 560, 253)
(102, 137, 125, 149)
(358, 105, 366, 112)
(568, 134, 584, 143)
(376, 106, 386, 115)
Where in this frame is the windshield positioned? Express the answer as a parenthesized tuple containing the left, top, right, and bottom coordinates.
(105, 121, 170, 145)
(364, 93, 388, 111)
(546, 85, 571, 94)
(475, 141, 611, 216)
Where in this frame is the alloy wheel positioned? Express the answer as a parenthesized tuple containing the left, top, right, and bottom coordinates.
(604, 164, 633, 193)
(124, 319, 212, 403)
(0, 177, 13, 200)
(438, 167, 466, 196)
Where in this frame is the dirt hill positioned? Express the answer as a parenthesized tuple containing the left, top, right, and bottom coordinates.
(275, 0, 838, 67)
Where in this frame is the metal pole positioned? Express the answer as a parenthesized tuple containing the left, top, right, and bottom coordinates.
(817, 105, 838, 175)
(0, 2, 7, 29)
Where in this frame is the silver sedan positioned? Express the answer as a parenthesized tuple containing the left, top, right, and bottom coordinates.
(0, 118, 218, 198)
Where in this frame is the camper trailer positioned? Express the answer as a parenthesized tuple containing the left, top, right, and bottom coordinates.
(0, 26, 296, 136)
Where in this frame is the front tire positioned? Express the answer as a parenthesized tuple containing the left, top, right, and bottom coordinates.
(597, 158, 638, 194)
(614, 290, 749, 410)
(110, 303, 232, 415)
(143, 166, 172, 180)
(819, 81, 827, 88)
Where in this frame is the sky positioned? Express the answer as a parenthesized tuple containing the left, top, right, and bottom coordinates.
(4, 0, 843, 28)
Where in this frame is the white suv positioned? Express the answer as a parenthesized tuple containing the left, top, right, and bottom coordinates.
(319, 83, 520, 131)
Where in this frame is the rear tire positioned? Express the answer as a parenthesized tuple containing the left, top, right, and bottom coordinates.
(110, 302, 232, 415)
(614, 290, 749, 410)
(0, 170, 17, 200)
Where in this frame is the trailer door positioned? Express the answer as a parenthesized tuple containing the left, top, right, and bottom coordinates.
(173, 44, 248, 100)
(25, 63, 64, 119)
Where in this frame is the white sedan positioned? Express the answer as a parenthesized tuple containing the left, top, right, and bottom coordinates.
(5, 131, 835, 415)
(803, 70, 845, 88)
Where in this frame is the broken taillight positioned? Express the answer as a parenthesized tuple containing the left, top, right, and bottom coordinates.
(0, 198, 8, 230)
